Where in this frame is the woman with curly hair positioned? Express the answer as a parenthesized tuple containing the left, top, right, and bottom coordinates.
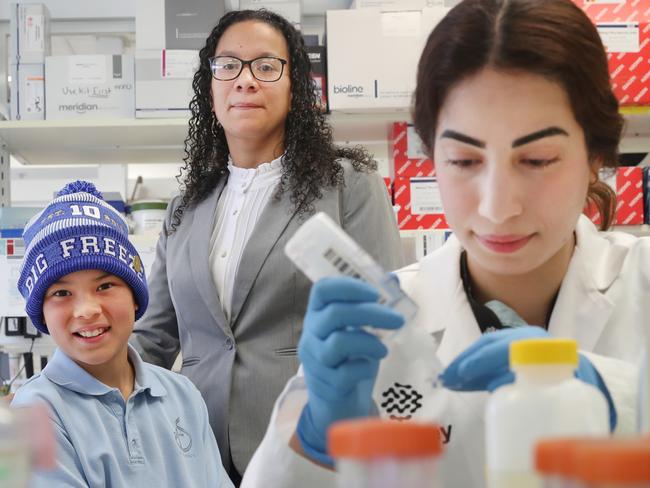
(130, 9, 402, 485)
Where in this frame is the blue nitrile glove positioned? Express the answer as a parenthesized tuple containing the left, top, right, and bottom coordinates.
(296, 276, 405, 466)
(439, 326, 617, 430)
(440, 326, 550, 392)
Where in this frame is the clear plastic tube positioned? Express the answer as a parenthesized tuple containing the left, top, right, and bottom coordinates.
(285, 212, 418, 325)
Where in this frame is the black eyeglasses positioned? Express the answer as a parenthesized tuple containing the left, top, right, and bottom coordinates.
(209, 55, 288, 82)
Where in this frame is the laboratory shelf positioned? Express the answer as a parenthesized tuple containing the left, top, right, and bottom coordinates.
(0, 107, 647, 165)
(0, 110, 410, 165)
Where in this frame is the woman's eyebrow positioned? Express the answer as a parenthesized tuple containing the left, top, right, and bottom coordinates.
(440, 129, 486, 148)
(512, 127, 569, 147)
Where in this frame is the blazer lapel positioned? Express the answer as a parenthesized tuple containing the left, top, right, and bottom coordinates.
(189, 179, 229, 334)
(229, 191, 299, 326)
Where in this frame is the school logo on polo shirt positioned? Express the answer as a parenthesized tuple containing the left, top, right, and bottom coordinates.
(174, 417, 193, 454)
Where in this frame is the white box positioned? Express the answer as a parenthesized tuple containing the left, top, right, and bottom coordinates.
(10, 63, 45, 120)
(353, 0, 428, 10)
(135, 49, 198, 118)
(45, 55, 135, 120)
(10, 3, 51, 65)
(136, 0, 225, 50)
(239, 0, 301, 29)
(327, 7, 449, 111)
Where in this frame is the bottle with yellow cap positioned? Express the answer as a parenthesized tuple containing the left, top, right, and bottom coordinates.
(486, 338, 610, 488)
(328, 418, 443, 488)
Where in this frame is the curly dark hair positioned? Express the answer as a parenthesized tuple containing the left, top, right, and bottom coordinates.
(170, 9, 376, 232)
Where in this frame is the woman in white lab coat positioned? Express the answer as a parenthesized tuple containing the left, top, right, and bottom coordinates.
(240, 0, 650, 486)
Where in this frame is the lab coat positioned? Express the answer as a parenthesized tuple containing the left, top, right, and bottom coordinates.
(241, 216, 648, 488)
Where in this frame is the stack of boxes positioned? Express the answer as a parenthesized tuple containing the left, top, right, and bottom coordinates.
(584, 167, 645, 226)
(572, 0, 649, 225)
(573, 0, 650, 106)
(389, 122, 448, 231)
(9, 3, 50, 120)
(135, 0, 225, 118)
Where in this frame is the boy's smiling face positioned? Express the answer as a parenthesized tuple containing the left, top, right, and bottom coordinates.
(42, 269, 137, 374)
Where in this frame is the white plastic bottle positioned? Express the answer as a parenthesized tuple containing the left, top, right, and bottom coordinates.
(486, 338, 610, 488)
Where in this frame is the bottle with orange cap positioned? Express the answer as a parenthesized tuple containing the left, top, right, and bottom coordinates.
(328, 418, 443, 488)
(486, 338, 610, 488)
(535, 437, 584, 488)
(572, 439, 650, 488)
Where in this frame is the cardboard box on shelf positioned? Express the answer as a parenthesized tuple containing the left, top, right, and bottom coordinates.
(326, 7, 449, 111)
(584, 166, 645, 225)
(135, 49, 198, 118)
(10, 3, 51, 65)
(136, 0, 225, 50)
(10, 63, 45, 120)
(573, 0, 650, 105)
(390, 122, 435, 178)
(393, 177, 449, 230)
(45, 55, 135, 120)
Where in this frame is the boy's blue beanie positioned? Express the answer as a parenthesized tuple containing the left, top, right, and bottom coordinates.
(17, 181, 148, 334)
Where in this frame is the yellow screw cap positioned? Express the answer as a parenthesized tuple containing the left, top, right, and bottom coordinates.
(510, 338, 578, 366)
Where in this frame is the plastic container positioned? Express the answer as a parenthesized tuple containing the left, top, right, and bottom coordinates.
(486, 338, 610, 488)
(285, 212, 418, 324)
(328, 419, 442, 488)
(535, 438, 585, 488)
(130, 200, 167, 235)
(573, 439, 650, 487)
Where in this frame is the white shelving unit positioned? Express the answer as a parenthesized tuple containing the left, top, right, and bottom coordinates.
(0, 110, 411, 166)
(0, 108, 648, 209)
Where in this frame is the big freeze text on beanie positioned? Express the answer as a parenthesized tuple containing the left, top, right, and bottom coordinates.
(17, 181, 148, 334)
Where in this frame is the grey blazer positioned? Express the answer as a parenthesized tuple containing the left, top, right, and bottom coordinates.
(130, 160, 403, 476)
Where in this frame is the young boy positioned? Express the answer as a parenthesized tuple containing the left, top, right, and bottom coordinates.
(11, 181, 234, 487)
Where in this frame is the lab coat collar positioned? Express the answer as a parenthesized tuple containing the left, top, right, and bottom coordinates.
(405, 215, 622, 363)
(43, 344, 167, 398)
(548, 216, 618, 351)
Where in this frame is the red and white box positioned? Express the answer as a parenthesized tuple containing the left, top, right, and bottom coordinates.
(574, 0, 650, 105)
(393, 177, 449, 230)
(390, 122, 436, 179)
(584, 166, 644, 225)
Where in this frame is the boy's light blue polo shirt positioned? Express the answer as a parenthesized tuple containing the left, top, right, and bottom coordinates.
(12, 345, 234, 488)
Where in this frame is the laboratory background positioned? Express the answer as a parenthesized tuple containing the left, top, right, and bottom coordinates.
(0, 0, 650, 487)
